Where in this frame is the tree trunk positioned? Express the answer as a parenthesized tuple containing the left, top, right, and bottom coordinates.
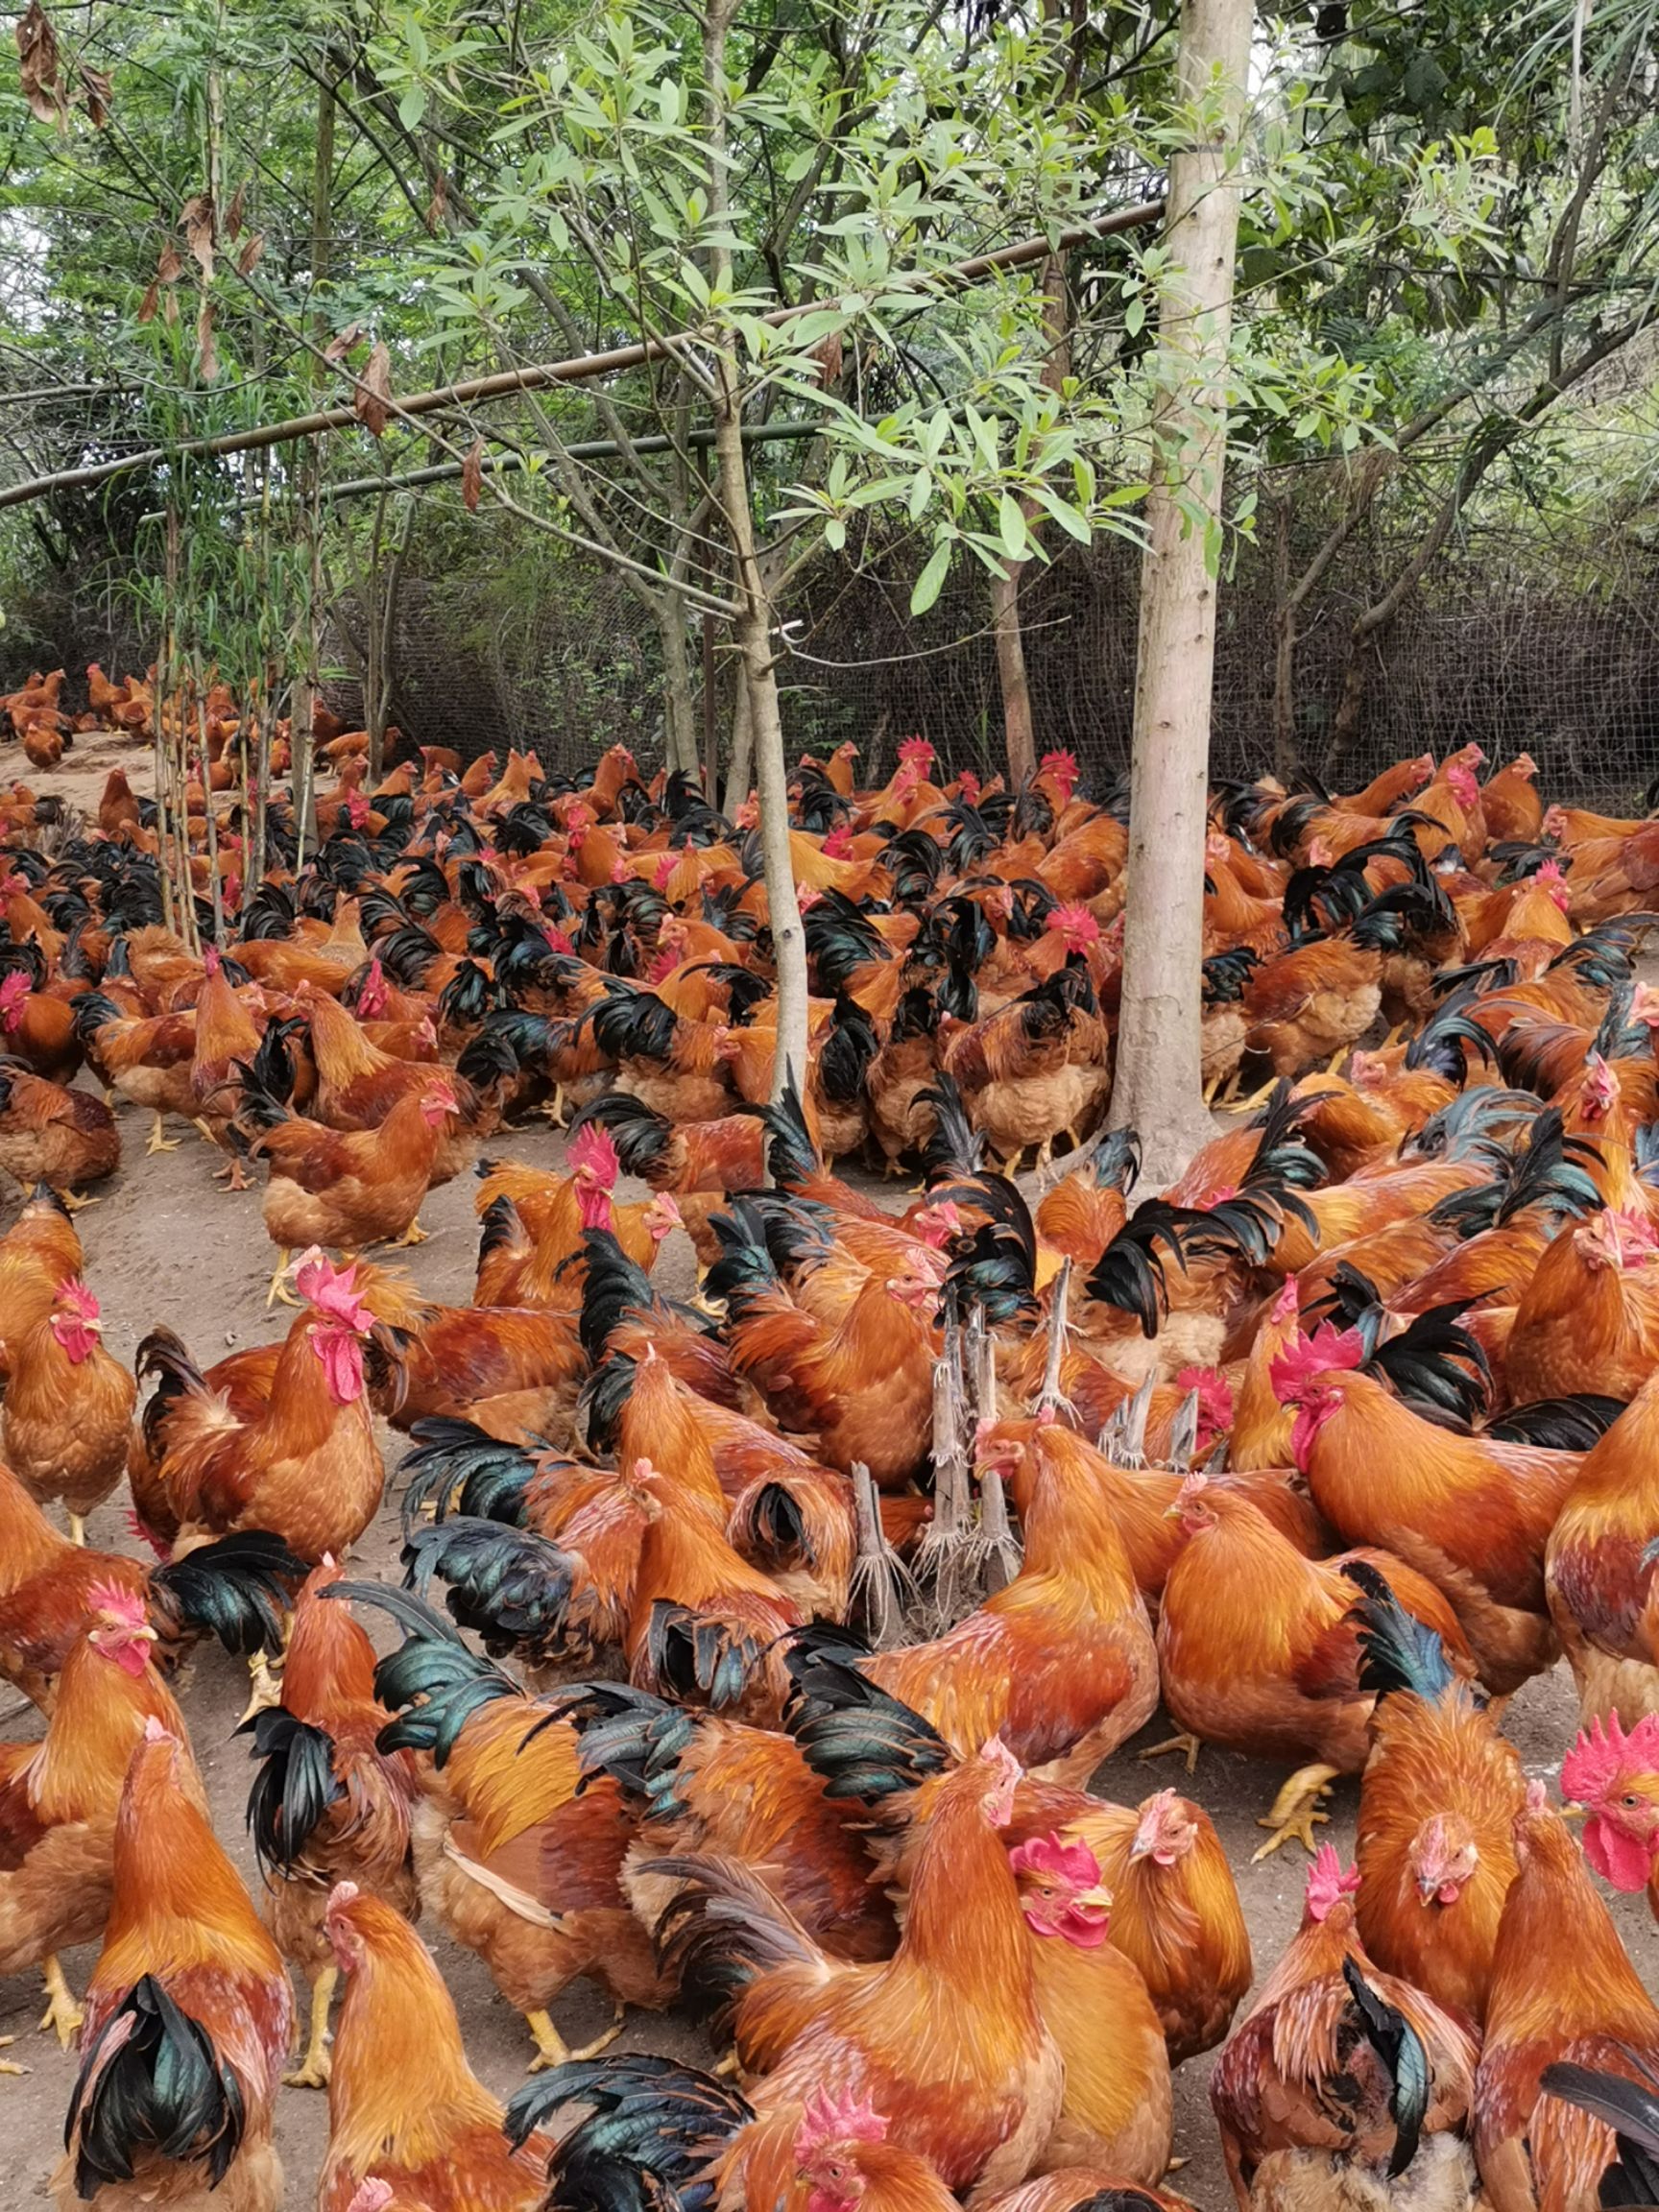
(1109, 0, 1250, 1189)
(723, 670, 754, 821)
(1269, 491, 1297, 784)
(992, 565, 1037, 786)
(702, 0, 807, 1101)
(656, 590, 699, 776)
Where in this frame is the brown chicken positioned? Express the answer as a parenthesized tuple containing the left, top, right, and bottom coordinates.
(1475, 1791, 1659, 2212)
(318, 1883, 549, 2212)
(243, 1560, 421, 2090)
(55, 1720, 291, 2212)
(0, 1180, 82, 1373)
(1212, 1844, 1480, 2212)
(3, 1275, 136, 1543)
(1546, 1367, 1659, 1728)
(1273, 1331, 1579, 1693)
(0, 1059, 119, 1199)
(1155, 1477, 1475, 1856)
(356, 1590, 674, 2070)
(72, 990, 200, 1153)
(0, 1590, 199, 2056)
(1350, 1568, 1525, 2027)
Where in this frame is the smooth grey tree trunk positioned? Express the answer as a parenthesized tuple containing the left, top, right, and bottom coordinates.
(1109, 0, 1251, 1189)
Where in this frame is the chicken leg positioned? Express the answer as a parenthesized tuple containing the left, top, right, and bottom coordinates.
(57, 1189, 97, 1213)
(66, 1514, 85, 1548)
(523, 2003, 625, 2073)
(145, 1113, 182, 1156)
(38, 1956, 83, 2049)
(0, 2034, 23, 2077)
(1139, 1731, 1202, 1774)
(266, 1248, 298, 1309)
(1251, 1762, 1339, 1862)
(238, 1646, 285, 1727)
(386, 1217, 428, 1248)
(283, 1964, 337, 2089)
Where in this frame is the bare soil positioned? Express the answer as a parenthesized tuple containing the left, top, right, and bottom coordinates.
(0, 737, 1648, 2211)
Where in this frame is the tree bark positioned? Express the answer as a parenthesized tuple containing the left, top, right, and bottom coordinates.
(1109, 0, 1250, 1189)
(703, 0, 808, 1101)
(656, 589, 700, 776)
(991, 252, 1070, 788)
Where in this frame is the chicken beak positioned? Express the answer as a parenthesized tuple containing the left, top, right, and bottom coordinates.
(134, 1623, 158, 1644)
(1560, 1802, 1588, 1821)
(1073, 1884, 1113, 1912)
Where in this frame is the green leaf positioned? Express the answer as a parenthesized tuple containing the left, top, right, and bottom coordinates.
(397, 84, 427, 131)
(998, 493, 1027, 560)
(910, 540, 951, 615)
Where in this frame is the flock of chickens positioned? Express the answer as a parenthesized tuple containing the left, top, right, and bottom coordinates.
(6, 679, 1659, 2212)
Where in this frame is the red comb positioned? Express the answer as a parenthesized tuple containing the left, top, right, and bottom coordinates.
(794, 2087, 888, 2161)
(1306, 1843, 1360, 1918)
(1008, 1832, 1102, 1889)
(569, 1123, 620, 1189)
(87, 1581, 147, 1630)
(1269, 1323, 1364, 1405)
(1563, 1711, 1659, 1802)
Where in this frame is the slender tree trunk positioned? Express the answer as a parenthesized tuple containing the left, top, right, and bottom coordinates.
(1269, 490, 1297, 783)
(723, 672, 754, 821)
(1109, 0, 1250, 1187)
(991, 567, 1037, 786)
(656, 591, 699, 776)
(704, 0, 808, 1099)
(990, 252, 1070, 788)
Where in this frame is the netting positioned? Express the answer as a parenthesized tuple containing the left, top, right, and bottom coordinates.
(11, 451, 1659, 805)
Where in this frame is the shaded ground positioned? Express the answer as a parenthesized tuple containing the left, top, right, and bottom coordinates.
(0, 741, 1651, 2209)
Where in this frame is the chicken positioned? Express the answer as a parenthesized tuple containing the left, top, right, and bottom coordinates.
(187, 947, 264, 1173)
(554, 1681, 895, 1961)
(1211, 1844, 1480, 2212)
(132, 1251, 386, 1566)
(1475, 1791, 1659, 2212)
(1009, 1832, 1172, 2185)
(1351, 1571, 1524, 2028)
(318, 1881, 550, 2212)
(1559, 1710, 1659, 1925)
(1545, 1366, 1659, 1728)
(55, 1721, 290, 2212)
(1505, 1205, 1659, 1405)
(939, 967, 1112, 1174)
(0, 969, 82, 1082)
(239, 1074, 460, 1289)
(0, 1589, 199, 2058)
(355, 1589, 674, 2070)
(0, 1058, 119, 1200)
(0, 1179, 82, 1374)
(2, 1275, 136, 1543)
(71, 990, 200, 1153)
(1243, 936, 1382, 1080)
(300, 988, 475, 1185)
(0, 1456, 297, 1711)
(653, 1742, 1063, 2199)
(1154, 1477, 1475, 1857)
(242, 1560, 421, 2089)
(788, 1408, 1157, 1783)
(1271, 1328, 1580, 1693)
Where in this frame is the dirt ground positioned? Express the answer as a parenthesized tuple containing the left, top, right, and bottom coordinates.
(0, 736, 1652, 2210)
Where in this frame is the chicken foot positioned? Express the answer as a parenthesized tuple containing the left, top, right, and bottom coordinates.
(56, 1188, 97, 1213)
(0, 2034, 24, 2076)
(1251, 1762, 1339, 1862)
(385, 1216, 428, 1248)
(523, 2002, 625, 2073)
(283, 1963, 337, 2089)
(145, 1113, 182, 1155)
(238, 1641, 288, 1727)
(1139, 1731, 1202, 1774)
(266, 1248, 300, 1309)
(38, 1956, 83, 2049)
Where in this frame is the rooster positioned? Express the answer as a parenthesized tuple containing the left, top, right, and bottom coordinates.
(3, 1275, 135, 1544)
(55, 1721, 291, 2212)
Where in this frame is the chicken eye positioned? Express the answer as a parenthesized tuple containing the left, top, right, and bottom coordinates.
(1623, 1794, 1642, 1809)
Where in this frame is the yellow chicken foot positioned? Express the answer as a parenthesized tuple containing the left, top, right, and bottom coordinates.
(266, 1248, 299, 1309)
(1252, 1762, 1340, 1862)
(1000, 1145, 1024, 1178)
(38, 1957, 83, 2050)
(712, 2049, 743, 2080)
(56, 1188, 98, 1213)
(1324, 1047, 1349, 1073)
(67, 1514, 85, 1548)
(1202, 1074, 1222, 1107)
(1225, 1081, 1279, 1115)
(523, 2004, 625, 2073)
(237, 1647, 284, 1728)
(283, 1964, 337, 2089)
(543, 1084, 569, 1128)
(0, 2033, 24, 2076)
(213, 1157, 252, 1191)
(1032, 1137, 1053, 1175)
(1139, 1731, 1202, 1775)
(145, 1114, 182, 1155)
(386, 1217, 428, 1248)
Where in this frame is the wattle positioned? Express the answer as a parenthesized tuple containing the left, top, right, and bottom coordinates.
(1586, 1814, 1653, 1894)
(313, 1327, 365, 1406)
